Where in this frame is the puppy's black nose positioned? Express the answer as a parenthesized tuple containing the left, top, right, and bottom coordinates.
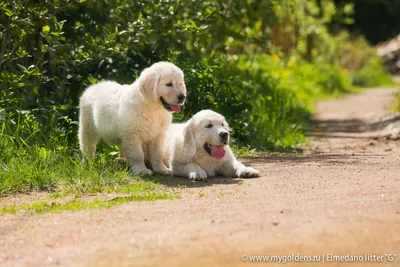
(220, 132, 228, 140)
(177, 94, 186, 102)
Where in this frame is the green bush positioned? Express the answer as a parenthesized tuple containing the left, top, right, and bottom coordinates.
(290, 61, 352, 99)
(352, 59, 394, 87)
(235, 54, 352, 106)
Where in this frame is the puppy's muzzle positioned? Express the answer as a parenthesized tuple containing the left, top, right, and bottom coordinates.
(220, 131, 229, 144)
(177, 93, 186, 104)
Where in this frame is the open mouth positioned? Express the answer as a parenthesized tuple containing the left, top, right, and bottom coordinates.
(160, 97, 181, 113)
(204, 143, 226, 159)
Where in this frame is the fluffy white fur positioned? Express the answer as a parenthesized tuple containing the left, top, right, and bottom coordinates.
(78, 61, 186, 175)
(164, 110, 261, 181)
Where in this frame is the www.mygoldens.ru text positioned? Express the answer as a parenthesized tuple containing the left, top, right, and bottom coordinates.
(240, 253, 398, 263)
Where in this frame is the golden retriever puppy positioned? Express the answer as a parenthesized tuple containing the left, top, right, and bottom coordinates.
(78, 61, 186, 175)
(164, 110, 260, 181)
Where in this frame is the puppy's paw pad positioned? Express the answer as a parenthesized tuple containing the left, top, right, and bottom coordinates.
(189, 171, 207, 181)
(237, 167, 260, 178)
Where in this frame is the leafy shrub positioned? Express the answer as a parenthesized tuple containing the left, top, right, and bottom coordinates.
(329, 32, 377, 71)
(290, 61, 352, 99)
(235, 54, 352, 106)
(352, 59, 394, 87)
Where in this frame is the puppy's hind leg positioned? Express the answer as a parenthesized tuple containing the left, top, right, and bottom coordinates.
(78, 107, 100, 162)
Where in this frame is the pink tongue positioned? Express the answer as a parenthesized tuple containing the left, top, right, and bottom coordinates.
(169, 104, 181, 113)
(211, 145, 226, 159)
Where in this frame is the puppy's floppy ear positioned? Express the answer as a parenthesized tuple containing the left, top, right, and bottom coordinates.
(224, 119, 231, 131)
(139, 67, 160, 103)
(182, 119, 196, 159)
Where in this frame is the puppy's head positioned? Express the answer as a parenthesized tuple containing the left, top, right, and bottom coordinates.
(139, 61, 186, 112)
(182, 110, 230, 160)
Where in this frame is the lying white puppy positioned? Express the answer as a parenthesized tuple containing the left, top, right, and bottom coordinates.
(79, 61, 186, 175)
(164, 110, 261, 181)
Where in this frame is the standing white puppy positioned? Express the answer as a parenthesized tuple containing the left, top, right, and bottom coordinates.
(78, 61, 186, 175)
(164, 110, 260, 181)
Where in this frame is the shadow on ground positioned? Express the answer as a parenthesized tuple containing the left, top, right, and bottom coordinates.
(308, 115, 400, 134)
(142, 174, 243, 188)
(142, 152, 389, 188)
(242, 153, 386, 164)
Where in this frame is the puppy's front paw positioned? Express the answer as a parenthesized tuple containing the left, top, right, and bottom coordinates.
(115, 157, 127, 164)
(188, 169, 207, 181)
(237, 167, 260, 178)
(153, 166, 172, 176)
(132, 166, 153, 176)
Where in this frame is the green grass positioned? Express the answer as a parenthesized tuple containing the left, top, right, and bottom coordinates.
(0, 147, 178, 201)
(395, 92, 400, 112)
(0, 111, 180, 211)
(0, 143, 172, 197)
(0, 193, 178, 214)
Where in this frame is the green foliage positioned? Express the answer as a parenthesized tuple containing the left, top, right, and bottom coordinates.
(0, 0, 279, 108)
(169, 54, 310, 149)
(232, 55, 310, 149)
(325, 31, 376, 71)
(395, 93, 400, 112)
(270, 0, 354, 60)
(352, 59, 394, 87)
(269, 1, 394, 87)
(236, 54, 352, 106)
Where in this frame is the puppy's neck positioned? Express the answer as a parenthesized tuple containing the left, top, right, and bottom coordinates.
(124, 84, 170, 114)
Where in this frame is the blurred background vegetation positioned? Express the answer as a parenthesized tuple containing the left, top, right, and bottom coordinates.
(0, 0, 398, 194)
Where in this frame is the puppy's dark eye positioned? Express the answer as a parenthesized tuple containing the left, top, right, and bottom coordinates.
(222, 123, 224, 127)
(205, 123, 212, 128)
(166, 82, 173, 87)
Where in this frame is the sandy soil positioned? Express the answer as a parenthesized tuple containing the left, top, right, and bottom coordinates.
(1, 87, 400, 267)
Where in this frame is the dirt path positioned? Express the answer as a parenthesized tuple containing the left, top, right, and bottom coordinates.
(1, 87, 400, 267)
